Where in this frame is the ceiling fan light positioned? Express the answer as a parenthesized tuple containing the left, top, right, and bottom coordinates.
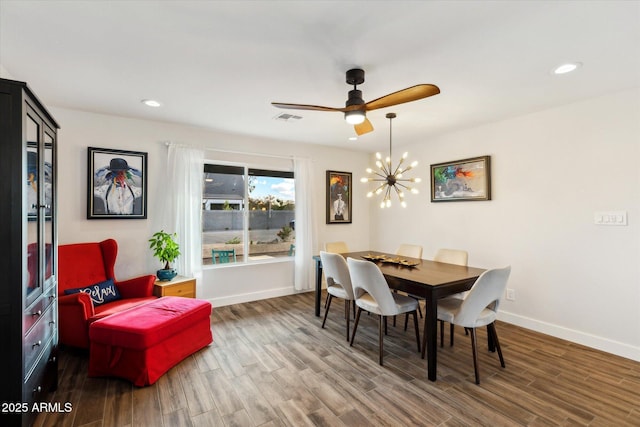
(344, 110, 366, 125)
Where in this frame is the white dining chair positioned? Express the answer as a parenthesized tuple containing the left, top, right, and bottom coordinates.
(434, 248, 469, 347)
(437, 266, 511, 384)
(396, 243, 423, 259)
(395, 244, 424, 326)
(325, 241, 349, 254)
(319, 251, 355, 341)
(322, 242, 350, 309)
(347, 257, 421, 365)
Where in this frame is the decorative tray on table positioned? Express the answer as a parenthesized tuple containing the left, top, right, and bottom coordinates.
(361, 253, 387, 262)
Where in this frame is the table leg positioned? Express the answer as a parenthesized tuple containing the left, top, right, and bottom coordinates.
(423, 296, 438, 381)
(314, 261, 323, 317)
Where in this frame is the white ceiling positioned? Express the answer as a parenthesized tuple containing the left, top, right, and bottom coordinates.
(1, 1, 639, 151)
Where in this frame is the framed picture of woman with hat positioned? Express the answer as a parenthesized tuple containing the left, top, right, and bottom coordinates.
(88, 147, 147, 219)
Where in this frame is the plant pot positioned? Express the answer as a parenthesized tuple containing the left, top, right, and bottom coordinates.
(156, 268, 177, 281)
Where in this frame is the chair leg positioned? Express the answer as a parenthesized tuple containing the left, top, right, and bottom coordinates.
(417, 301, 423, 318)
(488, 322, 505, 368)
(321, 294, 333, 329)
(324, 293, 329, 308)
(384, 316, 388, 335)
(450, 323, 455, 346)
(350, 307, 363, 346)
(379, 315, 384, 365)
(440, 320, 444, 347)
(469, 328, 480, 384)
(344, 299, 350, 342)
(413, 310, 421, 353)
(404, 313, 409, 331)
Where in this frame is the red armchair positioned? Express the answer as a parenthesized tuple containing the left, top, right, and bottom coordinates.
(58, 239, 157, 349)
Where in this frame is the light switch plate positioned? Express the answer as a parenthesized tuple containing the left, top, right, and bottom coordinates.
(594, 211, 627, 226)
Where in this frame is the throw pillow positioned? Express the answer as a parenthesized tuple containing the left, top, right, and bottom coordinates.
(64, 279, 121, 306)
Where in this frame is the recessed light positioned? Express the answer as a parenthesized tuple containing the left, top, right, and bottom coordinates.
(553, 62, 582, 75)
(141, 99, 162, 107)
(348, 136, 358, 141)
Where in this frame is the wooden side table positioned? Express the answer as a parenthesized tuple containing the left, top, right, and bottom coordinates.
(153, 275, 196, 298)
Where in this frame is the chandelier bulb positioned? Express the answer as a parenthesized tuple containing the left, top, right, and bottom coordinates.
(386, 199, 391, 208)
(402, 152, 408, 159)
(385, 156, 391, 164)
(380, 201, 386, 209)
(375, 152, 382, 160)
(366, 167, 373, 173)
(375, 160, 382, 168)
(411, 160, 418, 167)
(401, 201, 407, 208)
(360, 177, 368, 183)
(411, 188, 419, 194)
(366, 191, 373, 198)
(413, 177, 422, 183)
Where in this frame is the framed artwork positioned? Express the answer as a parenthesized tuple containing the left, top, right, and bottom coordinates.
(326, 170, 352, 224)
(431, 155, 491, 202)
(87, 147, 148, 219)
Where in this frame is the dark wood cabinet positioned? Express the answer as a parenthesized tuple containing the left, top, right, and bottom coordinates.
(0, 78, 59, 427)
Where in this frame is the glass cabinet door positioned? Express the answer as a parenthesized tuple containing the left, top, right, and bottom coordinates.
(43, 129, 55, 290)
(26, 111, 41, 307)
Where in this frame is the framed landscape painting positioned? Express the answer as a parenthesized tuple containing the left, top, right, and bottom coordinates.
(326, 170, 352, 224)
(430, 156, 491, 202)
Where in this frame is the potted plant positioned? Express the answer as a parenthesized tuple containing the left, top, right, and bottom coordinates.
(148, 230, 180, 281)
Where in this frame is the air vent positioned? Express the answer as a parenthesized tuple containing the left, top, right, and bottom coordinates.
(273, 113, 302, 121)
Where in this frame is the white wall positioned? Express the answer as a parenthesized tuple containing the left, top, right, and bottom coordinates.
(370, 88, 640, 361)
(52, 107, 371, 305)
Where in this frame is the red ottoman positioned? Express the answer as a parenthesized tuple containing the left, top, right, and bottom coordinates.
(89, 296, 213, 386)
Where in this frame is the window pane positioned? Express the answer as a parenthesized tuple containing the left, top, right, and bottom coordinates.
(248, 170, 295, 260)
(202, 168, 245, 264)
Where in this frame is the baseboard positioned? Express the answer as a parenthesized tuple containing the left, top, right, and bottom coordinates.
(498, 310, 640, 362)
(206, 287, 308, 308)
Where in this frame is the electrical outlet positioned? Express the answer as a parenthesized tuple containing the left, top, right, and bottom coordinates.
(506, 288, 515, 301)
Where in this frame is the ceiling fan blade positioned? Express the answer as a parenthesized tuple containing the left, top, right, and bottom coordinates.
(364, 84, 440, 111)
(354, 118, 374, 136)
(271, 102, 344, 112)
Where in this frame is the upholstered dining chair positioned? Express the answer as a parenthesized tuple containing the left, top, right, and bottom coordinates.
(437, 266, 511, 384)
(319, 251, 355, 341)
(325, 241, 349, 254)
(434, 248, 469, 347)
(323, 241, 350, 308)
(397, 243, 423, 259)
(347, 257, 421, 365)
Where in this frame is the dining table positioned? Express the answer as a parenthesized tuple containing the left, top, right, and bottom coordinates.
(312, 250, 486, 381)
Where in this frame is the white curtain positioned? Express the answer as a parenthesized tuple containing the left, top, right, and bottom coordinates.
(166, 144, 205, 279)
(293, 157, 316, 290)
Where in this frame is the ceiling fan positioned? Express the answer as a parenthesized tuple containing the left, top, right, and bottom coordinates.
(272, 68, 440, 136)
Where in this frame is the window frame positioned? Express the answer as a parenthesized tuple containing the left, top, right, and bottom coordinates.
(203, 160, 294, 267)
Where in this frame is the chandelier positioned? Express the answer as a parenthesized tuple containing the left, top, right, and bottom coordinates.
(360, 113, 420, 208)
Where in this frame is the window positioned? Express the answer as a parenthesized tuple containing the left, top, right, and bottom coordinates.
(203, 164, 295, 265)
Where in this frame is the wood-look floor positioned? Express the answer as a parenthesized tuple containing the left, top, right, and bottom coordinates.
(35, 291, 640, 427)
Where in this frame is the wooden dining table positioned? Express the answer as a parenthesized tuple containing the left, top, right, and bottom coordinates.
(312, 251, 486, 381)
